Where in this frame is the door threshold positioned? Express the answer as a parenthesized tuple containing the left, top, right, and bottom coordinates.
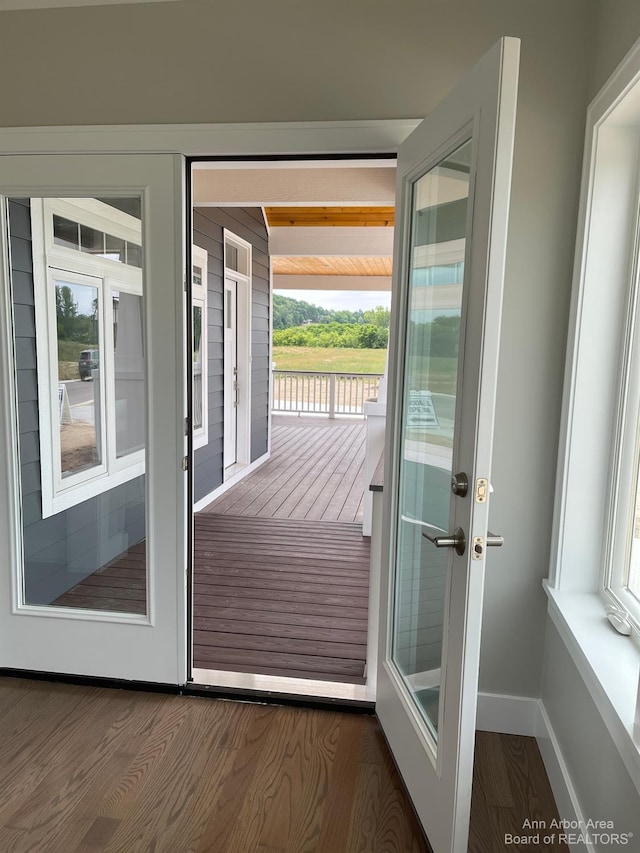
(192, 667, 374, 703)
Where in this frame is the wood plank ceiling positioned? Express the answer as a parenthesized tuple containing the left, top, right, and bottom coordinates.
(264, 206, 395, 228)
(267, 206, 394, 280)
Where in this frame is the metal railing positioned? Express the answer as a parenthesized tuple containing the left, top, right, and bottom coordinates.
(272, 370, 383, 417)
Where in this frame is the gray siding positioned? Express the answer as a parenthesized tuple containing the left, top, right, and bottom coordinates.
(192, 207, 270, 504)
(9, 199, 146, 606)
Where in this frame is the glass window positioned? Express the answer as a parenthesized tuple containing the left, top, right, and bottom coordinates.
(53, 215, 79, 250)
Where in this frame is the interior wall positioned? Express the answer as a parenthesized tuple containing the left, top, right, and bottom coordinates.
(0, 0, 597, 699)
(591, 0, 640, 95)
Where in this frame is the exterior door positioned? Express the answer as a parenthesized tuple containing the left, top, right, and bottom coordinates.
(0, 154, 188, 684)
(377, 38, 520, 853)
(224, 276, 238, 468)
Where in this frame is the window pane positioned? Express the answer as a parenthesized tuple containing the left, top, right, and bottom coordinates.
(55, 280, 102, 478)
(53, 215, 79, 250)
(9, 197, 147, 616)
(226, 244, 239, 272)
(104, 232, 126, 263)
(627, 455, 640, 600)
(113, 290, 146, 458)
(126, 243, 142, 268)
(193, 265, 203, 287)
(80, 224, 105, 256)
(193, 304, 203, 431)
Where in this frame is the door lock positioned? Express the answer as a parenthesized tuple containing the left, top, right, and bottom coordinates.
(451, 472, 468, 497)
(472, 531, 505, 560)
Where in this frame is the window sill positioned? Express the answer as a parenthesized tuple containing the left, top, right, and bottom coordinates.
(544, 582, 640, 793)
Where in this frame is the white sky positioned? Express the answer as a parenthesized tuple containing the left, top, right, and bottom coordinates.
(275, 289, 392, 313)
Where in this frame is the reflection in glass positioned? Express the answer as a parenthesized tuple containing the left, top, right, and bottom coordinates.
(193, 305, 203, 431)
(392, 139, 472, 740)
(56, 280, 101, 478)
(9, 196, 147, 616)
(113, 290, 145, 458)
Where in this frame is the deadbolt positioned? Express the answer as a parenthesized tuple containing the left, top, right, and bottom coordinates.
(451, 472, 469, 497)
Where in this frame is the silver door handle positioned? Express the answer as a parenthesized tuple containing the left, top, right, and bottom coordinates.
(421, 525, 466, 556)
(486, 531, 504, 547)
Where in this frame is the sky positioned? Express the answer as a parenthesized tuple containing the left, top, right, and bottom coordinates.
(275, 289, 391, 313)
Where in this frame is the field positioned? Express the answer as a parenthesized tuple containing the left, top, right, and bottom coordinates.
(272, 346, 386, 374)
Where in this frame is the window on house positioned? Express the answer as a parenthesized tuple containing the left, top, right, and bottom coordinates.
(192, 245, 208, 450)
(32, 198, 146, 518)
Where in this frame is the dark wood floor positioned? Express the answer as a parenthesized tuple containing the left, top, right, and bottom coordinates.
(0, 677, 567, 853)
(202, 416, 366, 523)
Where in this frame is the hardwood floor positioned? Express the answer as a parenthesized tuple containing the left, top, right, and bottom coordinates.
(202, 416, 366, 523)
(0, 677, 567, 853)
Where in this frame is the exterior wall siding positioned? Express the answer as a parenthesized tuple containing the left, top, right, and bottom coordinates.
(192, 206, 270, 504)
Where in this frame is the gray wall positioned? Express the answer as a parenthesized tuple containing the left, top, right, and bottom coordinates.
(192, 207, 270, 504)
(538, 9, 640, 843)
(0, 0, 598, 698)
(9, 199, 145, 605)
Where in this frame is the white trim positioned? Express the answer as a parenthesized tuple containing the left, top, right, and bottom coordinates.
(475, 692, 543, 736)
(223, 229, 252, 473)
(0, 120, 419, 157)
(475, 692, 591, 853)
(544, 584, 640, 795)
(193, 450, 270, 513)
(191, 667, 372, 702)
(536, 701, 594, 853)
(191, 244, 208, 450)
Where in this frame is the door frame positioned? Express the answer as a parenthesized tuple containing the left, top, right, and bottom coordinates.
(0, 123, 418, 692)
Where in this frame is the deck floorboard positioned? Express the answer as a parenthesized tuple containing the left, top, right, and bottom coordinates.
(54, 418, 370, 684)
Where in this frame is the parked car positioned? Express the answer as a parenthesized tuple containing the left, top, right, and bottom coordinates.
(78, 349, 99, 380)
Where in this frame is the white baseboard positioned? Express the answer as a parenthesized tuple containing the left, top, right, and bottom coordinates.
(476, 691, 541, 736)
(193, 451, 270, 513)
(477, 692, 590, 853)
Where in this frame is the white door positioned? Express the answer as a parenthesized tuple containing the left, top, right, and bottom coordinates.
(0, 154, 188, 684)
(224, 276, 238, 468)
(377, 38, 519, 853)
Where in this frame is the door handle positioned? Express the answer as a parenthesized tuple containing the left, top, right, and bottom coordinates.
(421, 525, 466, 556)
(486, 531, 504, 547)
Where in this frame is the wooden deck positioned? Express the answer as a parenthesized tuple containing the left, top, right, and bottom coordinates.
(54, 417, 371, 684)
(202, 415, 366, 523)
(193, 514, 369, 682)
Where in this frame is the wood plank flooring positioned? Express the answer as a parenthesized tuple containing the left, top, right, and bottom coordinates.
(52, 514, 370, 684)
(202, 416, 366, 523)
(0, 677, 568, 853)
(193, 514, 370, 682)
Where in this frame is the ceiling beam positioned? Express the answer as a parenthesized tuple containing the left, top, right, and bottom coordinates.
(265, 206, 395, 227)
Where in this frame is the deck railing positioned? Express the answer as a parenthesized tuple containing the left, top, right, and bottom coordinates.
(272, 369, 383, 417)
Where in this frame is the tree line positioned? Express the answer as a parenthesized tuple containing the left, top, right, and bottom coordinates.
(273, 294, 390, 330)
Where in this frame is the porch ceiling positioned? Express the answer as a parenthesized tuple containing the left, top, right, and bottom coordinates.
(272, 255, 393, 276)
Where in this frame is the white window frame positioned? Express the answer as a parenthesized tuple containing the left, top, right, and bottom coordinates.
(192, 244, 208, 450)
(548, 36, 640, 784)
(31, 197, 145, 517)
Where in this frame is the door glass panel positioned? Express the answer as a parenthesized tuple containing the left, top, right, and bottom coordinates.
(193, 303, 203, 431)
(392, 139, 471, 741)
(9, 196, 147, 615)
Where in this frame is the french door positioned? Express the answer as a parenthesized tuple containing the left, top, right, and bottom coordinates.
(0, 154, 188, 684)
(377, 38, 520, 852)
(223, 276, 238, 468)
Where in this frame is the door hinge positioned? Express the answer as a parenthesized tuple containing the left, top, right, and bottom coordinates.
(182, 456, 189, 472)
(184, 416, 190, 436)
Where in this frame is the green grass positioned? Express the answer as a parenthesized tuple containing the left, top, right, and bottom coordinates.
(57, 340, 96, 361)
(272, 346, 386, 374)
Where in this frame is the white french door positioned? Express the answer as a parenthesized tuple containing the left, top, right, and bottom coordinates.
(0, 154, 188, 684)
(377, 38, 520, 853)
